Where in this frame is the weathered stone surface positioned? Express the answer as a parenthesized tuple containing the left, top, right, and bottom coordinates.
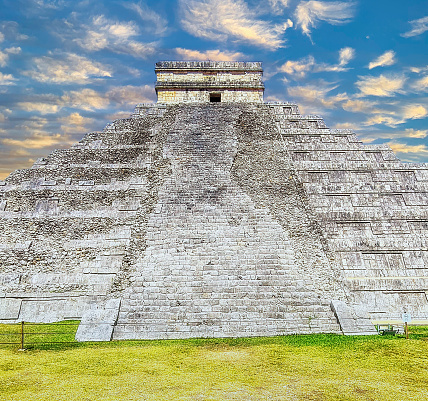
(0, 61, 427, 340)
(155, 61, 264, 104)
(75, 299, 121, 341)
(0, 298, 21, 320)
(331, 300, 377, 335)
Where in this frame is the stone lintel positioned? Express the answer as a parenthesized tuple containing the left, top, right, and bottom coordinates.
(155, 61, 263, 72)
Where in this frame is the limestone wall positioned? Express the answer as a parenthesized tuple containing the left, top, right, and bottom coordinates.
(155, 61, 264, 104)
(157, 89, 263, 104)
(267, 103, 428, 323)
(1, 101, 427, 337)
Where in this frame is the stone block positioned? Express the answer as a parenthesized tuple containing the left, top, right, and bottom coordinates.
(0, 298, 22, 320)
(75, 299, 121, 342)
(330, 300, 377, 335)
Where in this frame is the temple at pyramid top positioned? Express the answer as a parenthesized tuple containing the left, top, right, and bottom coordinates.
(155, 61, 264, 103)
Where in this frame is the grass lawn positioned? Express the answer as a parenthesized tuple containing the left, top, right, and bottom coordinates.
(1, 323, 428, 400)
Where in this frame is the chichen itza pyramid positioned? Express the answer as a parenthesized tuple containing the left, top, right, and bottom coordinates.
(0, 61, 427, 341)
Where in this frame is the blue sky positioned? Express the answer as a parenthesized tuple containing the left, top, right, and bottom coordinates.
(0, 0, 427, 179)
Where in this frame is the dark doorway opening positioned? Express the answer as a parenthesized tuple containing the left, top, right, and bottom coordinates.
(210, 93, 221, 102)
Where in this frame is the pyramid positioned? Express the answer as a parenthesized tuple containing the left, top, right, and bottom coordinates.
(0, 61, 427, 340)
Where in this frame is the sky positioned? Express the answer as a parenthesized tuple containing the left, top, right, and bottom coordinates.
(0, 0, 427, 179)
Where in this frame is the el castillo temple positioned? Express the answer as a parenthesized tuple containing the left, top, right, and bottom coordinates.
(1, 61, 427, 341)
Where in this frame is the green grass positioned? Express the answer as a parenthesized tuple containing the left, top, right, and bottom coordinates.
(1, 323, 428, 400)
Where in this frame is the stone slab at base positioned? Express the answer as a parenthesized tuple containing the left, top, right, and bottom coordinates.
(331, 300, 378, 335)
(75, 299, 121, 342)
(0, 298, 22, 320)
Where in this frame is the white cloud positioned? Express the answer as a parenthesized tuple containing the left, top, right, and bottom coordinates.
(179, 0, 293, 50)
(175, 48, 245, 61)
(30, 0, 65, 9)
(0, 47, 22, 67)
(59, 112, 94, 127)
(280, 47, 354, 77)
(364, 115, 404, 127)
(124, 2, 168, 36)
(17, 102, 61, 114)
(402, 104, 428, 120)
(0, 33, 4, 43)
(268, 0, 290, 14)
(355, 74, 406, 97)
(2, 132, 70, 149)
(403, 128, 428, 138)
(339, 47, 355, 66)
(412, 75, 428, 91)
(387, 142, 428, 163)
(62, 85, 155, 111)
(287, 82, 348, 108)
(59, 112, 94, 134)
(24, 53, 112, 84)
(0, 21, 29, 41)
(62, 88, 110, 111)
(5, 47, 22, 55)
(280, 56, 315, 77)
(358, 128, 428, 143)
(368, 50, 396, 69)
(362, 103, 427, 127)
(342, 99, 377, 113)
(0, 72, 17, 85)
(74, 15, 157, 59)
(409, 65, 428, 74)
(15, 84, 156, 117)
(295, 0, 356, 37)
(0, 51, 8, 67)
(106, 85, 156, 105)
(401, 16, 428, 38)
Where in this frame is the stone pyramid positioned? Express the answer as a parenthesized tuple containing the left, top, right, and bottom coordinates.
(0, 62, 427, 340)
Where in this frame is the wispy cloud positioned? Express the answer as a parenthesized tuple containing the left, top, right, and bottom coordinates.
(368, 50, 396, 69)
(175, 48, 245, 61)
(2, 132, 69, 149)
(0, 21, 29, 41)
(358, 128, 428, 143)
(338, 46, 355, 66)
(179, 0, 293, 50)
(74, 15, 157, 59)
(387, 142, 428, 162)
(362, 103, 427, 127)
(17, 101, 61, 114)
(280, 56, 315, 77)
(355, 74, 406, 97)
(295, 0, 356, 38)
(16, 85, 156, 115)
(342, 98, 378, 113)
(402, 104, 428, 120)
(280, 47, 354, 78)
(287, 81, 348, 110)
(23, 53, 112, 84)
(27, 0, 65, 9)
(412, 75, 428, 91)
(401, 16, 428, 38)
(0, 47, 22, 67)
(363, 114, 404, 127)
(59, 112, 94, 134)
(0, 71, 17, 85)
(268, 0, 290, 14)
(123, 1, 168, 36)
